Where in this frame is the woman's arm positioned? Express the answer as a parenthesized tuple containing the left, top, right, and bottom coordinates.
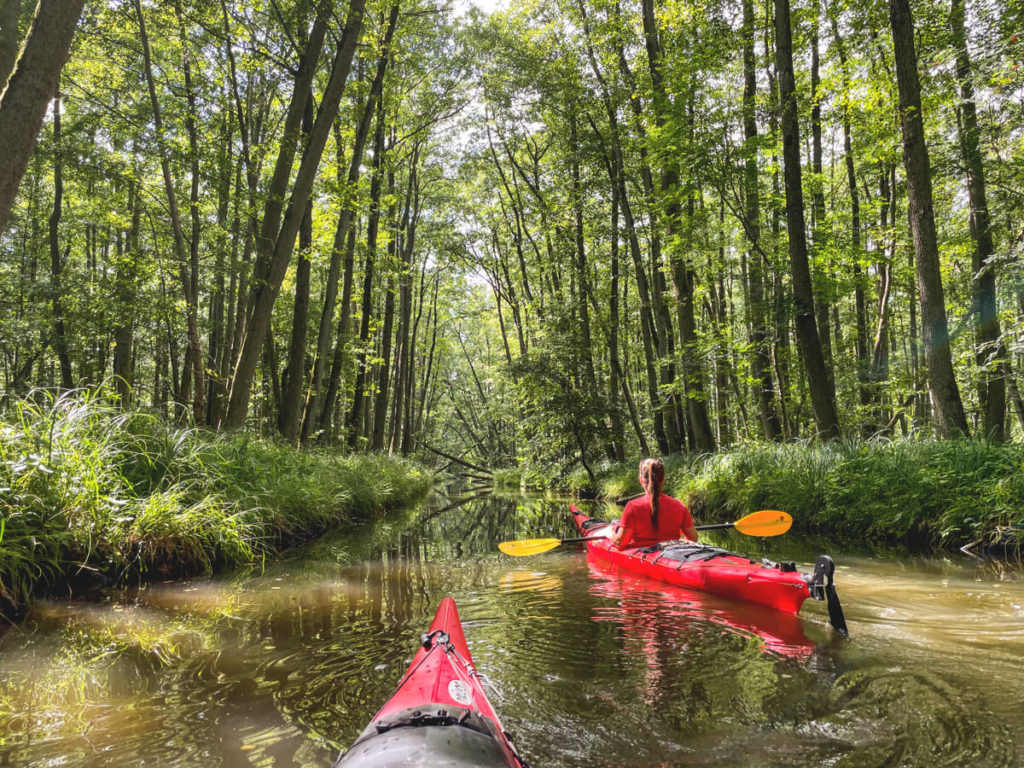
(608, 523, 629, 547)
(609, 506, 636, 548)
(681, 520, 699, 543)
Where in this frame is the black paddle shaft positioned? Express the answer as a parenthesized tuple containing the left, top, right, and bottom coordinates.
(565, 520, 741, 544)
(559, 535, 602, 544)
(563, 521, 732, 544)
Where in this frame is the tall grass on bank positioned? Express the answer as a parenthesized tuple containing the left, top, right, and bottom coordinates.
(573, 440, 1024, 551)
(0, 390, 434, 614)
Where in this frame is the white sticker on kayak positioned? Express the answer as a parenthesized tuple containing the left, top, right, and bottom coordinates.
(448, 679, 473, 705)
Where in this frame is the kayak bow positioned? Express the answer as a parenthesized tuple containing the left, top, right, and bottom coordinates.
(570, 505, 848, 637)
(334, 597, 528, 767)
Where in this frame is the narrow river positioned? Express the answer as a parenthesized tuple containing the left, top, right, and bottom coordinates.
(2, 493, 1021, 767)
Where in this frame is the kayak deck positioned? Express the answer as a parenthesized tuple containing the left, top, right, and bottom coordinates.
(571, 505, 848, 636)
(335, 597, 527, 767)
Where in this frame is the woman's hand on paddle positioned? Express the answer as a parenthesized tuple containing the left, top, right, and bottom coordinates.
(682, 520, 699, 543)
(607, 522, 627, 548)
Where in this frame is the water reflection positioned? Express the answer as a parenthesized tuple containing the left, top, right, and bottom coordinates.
(586, 554, 815, 659)
(0, 492, 1020, 766)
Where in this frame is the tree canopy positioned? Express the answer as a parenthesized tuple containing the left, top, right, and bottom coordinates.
(2, 0, 1023, 478)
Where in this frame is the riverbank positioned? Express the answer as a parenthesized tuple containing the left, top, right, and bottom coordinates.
(547, 440, 1023, 553)
(0, 392, 434, 620)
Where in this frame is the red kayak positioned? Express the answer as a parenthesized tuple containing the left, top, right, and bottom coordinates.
(586, 553, 815, 658)
(571, 505, 848, 636)
(334, 597, 528, 767)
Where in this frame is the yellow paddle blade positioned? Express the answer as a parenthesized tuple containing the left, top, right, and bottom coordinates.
(498, 538, 564, 557)
(733, 509, 793, 537)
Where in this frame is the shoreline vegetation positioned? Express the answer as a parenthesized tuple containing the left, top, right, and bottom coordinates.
(497, 440, 1024, 555)
(0, 391, 434, 622)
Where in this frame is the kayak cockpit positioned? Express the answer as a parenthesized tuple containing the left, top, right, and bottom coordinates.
(334, 704, 515, 768)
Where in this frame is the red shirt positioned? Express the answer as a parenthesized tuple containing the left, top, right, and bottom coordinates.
(618, 495, 694, 548)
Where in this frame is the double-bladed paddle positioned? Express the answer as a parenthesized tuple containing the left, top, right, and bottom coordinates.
(498, 509, 793, 557)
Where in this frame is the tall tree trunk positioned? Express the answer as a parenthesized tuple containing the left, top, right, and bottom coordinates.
(348, 111, 386, 446)
(373, 146, 404, 452)
(207, 108, 233, 426)
(0, 0, 21, 89)
(414, 275, 440, 440)
(0, 0, 86, 235)
(774, 0, 840, 438)
(612, 23, 673, 453)
(388, 146, 421, 454)
(176, 0, 205, 423)
(48, 93, 72, 389)
(871, 164, 895, 428)
(279, 97, 315, 443)
(713, 201, 731, 445)
(569, 112, 598, 392)
(809, 0, 833, 385)
(831, 13, 871, 420)
(640, 0, 715, 451)
(219, 0, 260, 427)
(320, 220, 360, 436)
(765, 20, 794, 437)
(607, 171, 626, 459)
(401, 259, 426, 454)
(581, 25, 661, 453)
(743, 0, 782, 440)
(303, 3, 399, 439)
(136, 0, 204, 422)
(224, 0, 364, 429)
(889, 0, 969, 436)
(951, 0, 1004, 440)
(113, 181, 142, 405)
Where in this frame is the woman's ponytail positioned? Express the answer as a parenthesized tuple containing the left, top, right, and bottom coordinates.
(640, 458, 666, 530)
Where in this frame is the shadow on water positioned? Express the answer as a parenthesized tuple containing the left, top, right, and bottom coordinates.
(0, 491, 1020, 766)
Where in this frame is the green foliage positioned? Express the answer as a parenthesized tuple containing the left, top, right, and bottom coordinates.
(679, 439, 1024, 550)
(534, 439, 1024, 550)
(0, 390, 434, 613)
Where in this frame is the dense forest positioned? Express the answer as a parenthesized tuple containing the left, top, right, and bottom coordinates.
(2, 0, 1024, 479)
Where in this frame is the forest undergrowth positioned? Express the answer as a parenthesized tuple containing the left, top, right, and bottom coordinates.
(0, 390, 434, 620)
(546, 440, 1024, 553)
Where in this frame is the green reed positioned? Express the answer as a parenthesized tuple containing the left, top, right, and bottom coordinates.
(684, 439, 1024, 548)
(0, 389, 434, 616)
(583, 439, 1024, 551)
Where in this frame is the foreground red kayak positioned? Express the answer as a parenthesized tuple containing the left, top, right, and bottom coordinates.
(571, 505, 848, 637)
(334, 597, 528, 767)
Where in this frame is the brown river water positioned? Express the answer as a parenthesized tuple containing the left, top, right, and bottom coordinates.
(1, 493, 1022, 767)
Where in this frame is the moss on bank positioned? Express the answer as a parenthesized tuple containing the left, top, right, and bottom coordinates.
(0, 391, 434, 617)
(566, 440, 1024, 552)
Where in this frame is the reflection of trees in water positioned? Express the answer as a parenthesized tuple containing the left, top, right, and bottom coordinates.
(4, 491, 1024, 767)
(585, 558, 822, 740)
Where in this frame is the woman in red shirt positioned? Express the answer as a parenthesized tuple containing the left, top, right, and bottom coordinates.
(608, 458, 699, 548)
